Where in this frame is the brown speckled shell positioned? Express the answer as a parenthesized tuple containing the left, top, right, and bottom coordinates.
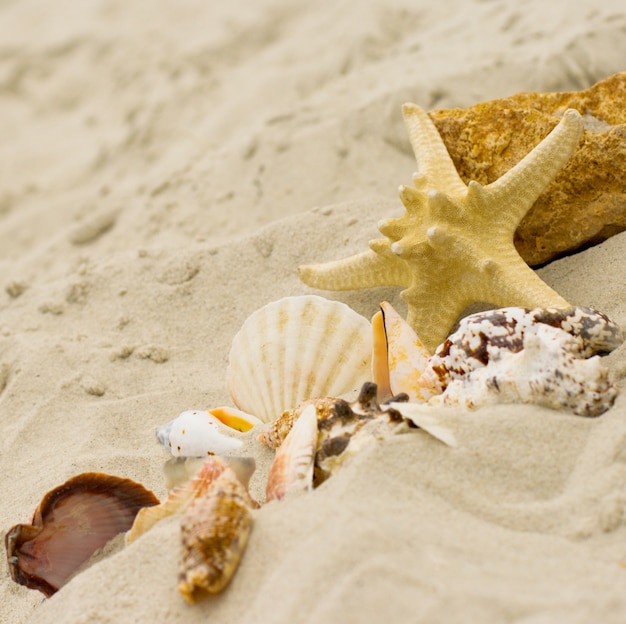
(178, 469, 253, 602)
(264, 383, 410, 493)
(423, 307, 623, 393)
(421, 307, 623, 417)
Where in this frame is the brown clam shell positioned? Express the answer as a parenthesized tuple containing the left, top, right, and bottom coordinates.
(178, 465, 254, 603)
(5, 472, 159, 597)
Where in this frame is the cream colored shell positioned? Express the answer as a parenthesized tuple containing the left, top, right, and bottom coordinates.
(227, 295, 372, 423)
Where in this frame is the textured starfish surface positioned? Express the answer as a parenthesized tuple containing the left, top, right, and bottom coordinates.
(298, 103, 584, 352)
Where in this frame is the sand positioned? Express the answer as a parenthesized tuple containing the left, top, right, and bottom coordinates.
(1, 1, 626, 622)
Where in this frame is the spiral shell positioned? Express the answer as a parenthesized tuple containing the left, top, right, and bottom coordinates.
(227, 296, 373, 423)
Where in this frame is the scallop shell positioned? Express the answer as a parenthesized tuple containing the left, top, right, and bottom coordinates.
(156, 408, 262, 458)
(178, 466, 254, 602)
(227, 295, 373, 423)
(5, 473, 159, 597)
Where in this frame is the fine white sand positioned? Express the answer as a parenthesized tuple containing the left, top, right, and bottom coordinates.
(1, 1, 626, 623)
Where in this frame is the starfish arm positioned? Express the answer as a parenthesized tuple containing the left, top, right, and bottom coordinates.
(401, 245, 569, 351)
(478, 109, 583, 231)
(402, 282, 473, 352)
(298, 249, 411, 291)
(402, 103, 467, 197)
(478, 252, 570, 310)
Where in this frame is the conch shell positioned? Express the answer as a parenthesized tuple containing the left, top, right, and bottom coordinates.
(421, 306, 623, 416)
(371, 301, 434, 402)
(178, 464, 254, 602)
(156, 408, 261, 457)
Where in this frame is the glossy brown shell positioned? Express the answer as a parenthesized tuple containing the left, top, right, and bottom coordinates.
(5, 472, 159, 597)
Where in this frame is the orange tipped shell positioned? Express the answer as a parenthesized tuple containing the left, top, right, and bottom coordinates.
(372, 301, 435, 402)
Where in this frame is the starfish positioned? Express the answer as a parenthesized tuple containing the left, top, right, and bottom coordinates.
(298, 103, 584, 352)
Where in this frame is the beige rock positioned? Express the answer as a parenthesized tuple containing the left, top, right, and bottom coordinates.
(429, 72, 626, 266)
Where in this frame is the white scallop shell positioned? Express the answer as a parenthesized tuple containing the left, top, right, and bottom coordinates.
(226, 295, 373, 423)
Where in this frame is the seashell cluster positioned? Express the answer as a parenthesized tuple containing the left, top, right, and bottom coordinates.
(263, 381, 457, 501)
(237, 296, 622, 426)
(6, 295, 622, 603)
(11, 86, 626, 607)
(5, 473, 159, 597)
(226, 295, 373, 423)
(422, 307, 623, 416)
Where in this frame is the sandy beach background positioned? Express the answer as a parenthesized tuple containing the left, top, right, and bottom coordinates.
(1, 1, 626, 622)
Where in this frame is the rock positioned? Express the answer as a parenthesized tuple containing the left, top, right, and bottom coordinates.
(429, 72, 626, 266)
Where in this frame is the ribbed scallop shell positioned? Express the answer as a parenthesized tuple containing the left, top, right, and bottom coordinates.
(227, 296, 373, 423)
